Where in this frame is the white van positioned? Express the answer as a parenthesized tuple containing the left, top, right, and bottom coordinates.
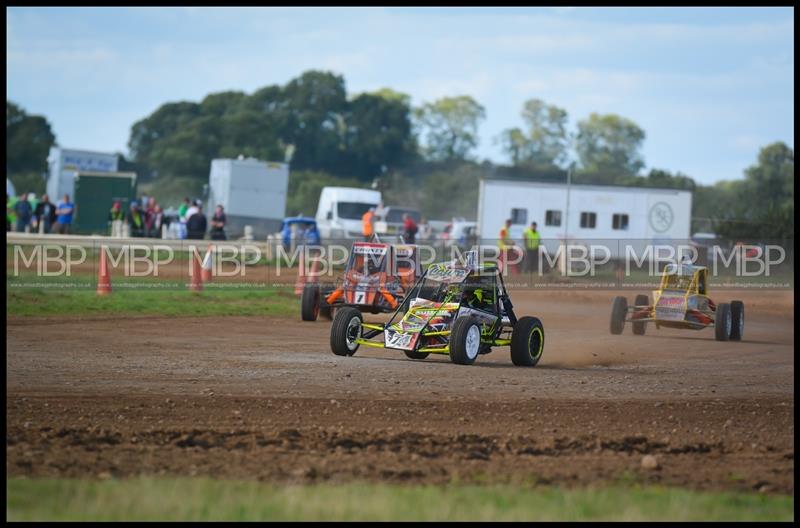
(315, 186, 382, 240)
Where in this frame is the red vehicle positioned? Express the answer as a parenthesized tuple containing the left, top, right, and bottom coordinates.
(301, 242, 421, 321)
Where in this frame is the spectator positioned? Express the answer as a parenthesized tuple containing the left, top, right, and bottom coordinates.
(14, 192, 33, 233)
(108, 200, 125, 236)
(186, 207, 207, 240)
(417, 217, 433, 242)
(178, 197, 191, 222)
(144, 198, 158, 237)
(209, 204, 227, 240)
(148, 204, 164, 238)
(374, 201, 387, 222)
(185, 199, 200, 221)
(141, 193, 150, 210)
(126, 201, 146, 237)
(402, 213, 418, 244)
(34, 194, 57, 234)
(7, 193, 16, 232)
(53, 194, 74, 234)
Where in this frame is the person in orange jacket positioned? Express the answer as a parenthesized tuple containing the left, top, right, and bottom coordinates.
(362, 207, 375, 241)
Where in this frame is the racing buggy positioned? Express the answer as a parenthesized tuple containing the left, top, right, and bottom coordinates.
(610, 262, 744, 341)
(301, 242, 421, 321)
(329, 256, 545, 366)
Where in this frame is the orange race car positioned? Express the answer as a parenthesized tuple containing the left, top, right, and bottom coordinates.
(300, 242, 421, 321)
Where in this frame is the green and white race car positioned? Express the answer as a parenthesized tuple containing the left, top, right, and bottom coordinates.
(329, 255, 545, 366)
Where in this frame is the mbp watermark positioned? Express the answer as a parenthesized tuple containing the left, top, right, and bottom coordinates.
(6, 238, 793, 290)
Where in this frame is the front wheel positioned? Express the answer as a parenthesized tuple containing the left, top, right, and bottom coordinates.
(714, 303, 732, 342)
(449, 317, 482, 365)
(330, 307, 362, 356)
(610, 296, 627, 335)
(510, 316, 545, 367)
(730, 300, 744, 341)
(632, 294, 648, 336)
(301, 283, 320, 321)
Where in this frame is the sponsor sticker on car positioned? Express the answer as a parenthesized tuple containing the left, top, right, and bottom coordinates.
(655, 295, 686, 321)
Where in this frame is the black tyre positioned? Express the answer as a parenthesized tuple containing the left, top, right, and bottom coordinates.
(449, 317, 482, 365)
(610, 296, 628, 335)
(510, 316, 545, 367)
(320, 304, 333, 320)
(730, 300, 744, 341)
(330, 307, 362, 356)
(301, 283, 320, 321)
(632, 294, 649, 336)
(404, 350, 430, 360)
(714, 303, 732, 342)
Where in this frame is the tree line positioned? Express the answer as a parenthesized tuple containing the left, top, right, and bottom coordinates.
(6, 69, 794, 238)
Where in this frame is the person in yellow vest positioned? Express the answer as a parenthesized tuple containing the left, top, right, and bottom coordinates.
(498, 218, 518, 274)
(498, 218, 513, 250)
(523, 221, 541, 273)
(362, 207, 375, 241)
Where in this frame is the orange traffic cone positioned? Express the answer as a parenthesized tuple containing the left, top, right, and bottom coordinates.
(201, 244, 214, 282)
(294, 250, 306, 295)
(190, 249, 203, 292)
(97, 247, 112, 296)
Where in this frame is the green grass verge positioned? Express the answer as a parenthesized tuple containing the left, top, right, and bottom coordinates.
(5, 478, 793, 521)
(7, 274, 298, 318)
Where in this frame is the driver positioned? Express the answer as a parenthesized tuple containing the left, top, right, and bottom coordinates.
(463, 287, 487, 310)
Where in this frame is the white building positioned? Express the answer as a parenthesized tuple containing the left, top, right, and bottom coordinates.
(206, 157, 289, 237)
(477, 179, 693, 258)
(47, 147, 119, 200)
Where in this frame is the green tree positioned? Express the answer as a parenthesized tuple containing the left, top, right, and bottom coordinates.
(414, 96, 486, 161)
(278, 70, 350, 174)
(7, 101, 56, 173)
(343, 93, 418, 181)
(521, 99, 569, 167)
(7, 101, 56, 194)
(496, 127, 528, 166)
(575, 113, 646, 179)
(710, 142, 794, 240)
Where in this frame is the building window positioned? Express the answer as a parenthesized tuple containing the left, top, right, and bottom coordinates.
(612, 213, 629, 230)
(510, 208, 527, 225)
(580, 212, 597, 229)
(545, 210, 561, 227)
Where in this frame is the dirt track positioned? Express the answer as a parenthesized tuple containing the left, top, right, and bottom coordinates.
(6, 289, 794, 494)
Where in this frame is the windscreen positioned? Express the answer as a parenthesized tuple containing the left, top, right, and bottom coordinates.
(338, 202, 375, 220)
(663, 273, 693, 292)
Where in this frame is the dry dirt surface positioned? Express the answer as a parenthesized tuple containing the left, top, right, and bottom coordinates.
(6, 289, 794, 494)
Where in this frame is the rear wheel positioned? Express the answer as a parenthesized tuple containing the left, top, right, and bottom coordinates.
(610, 296, 627, 335)
(510, 316, 545, 367)
(301, 283, 320, 321)
(320, 304, 333, 320)
(330, 307, 362, 356)
(730, 300, 744, 341)
(449, 317, 481, 365)
(632, 294, 649, 336)
(714, 303, 732, 342)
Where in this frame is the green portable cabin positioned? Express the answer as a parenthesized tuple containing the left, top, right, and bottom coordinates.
(73, 171, 137, 234)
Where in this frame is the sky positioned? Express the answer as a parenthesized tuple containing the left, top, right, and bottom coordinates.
(6, 6, 794, 185)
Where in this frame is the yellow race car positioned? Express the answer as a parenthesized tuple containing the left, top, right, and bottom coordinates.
(610, 263, 744, 341)
(329, 254, 545, 366)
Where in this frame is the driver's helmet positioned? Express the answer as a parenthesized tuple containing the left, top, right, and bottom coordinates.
(465, 287, 484, 307)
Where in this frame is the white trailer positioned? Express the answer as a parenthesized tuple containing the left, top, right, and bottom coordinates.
(477, 179, 693, 259)
(47, 147, 119, 201)
(206, 157, 289, 238)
